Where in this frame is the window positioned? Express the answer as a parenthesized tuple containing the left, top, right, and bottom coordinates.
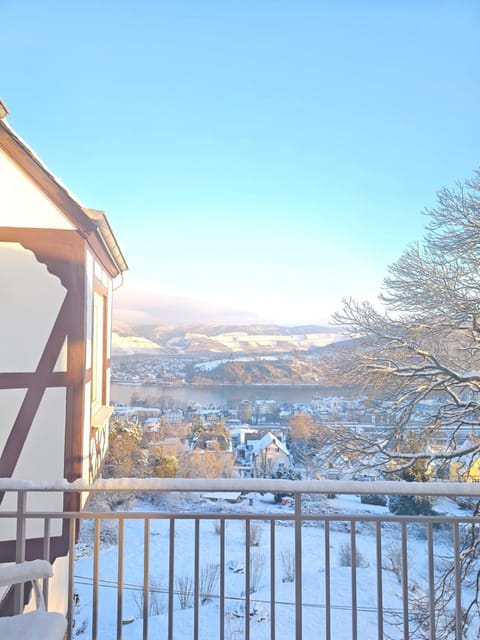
(91, 291, 105, 411)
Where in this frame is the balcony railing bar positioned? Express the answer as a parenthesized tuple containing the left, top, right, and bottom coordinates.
(168, 518, 174, 640)
(142, 517, 149, 640)
(295, 493, 302, 640)
(14, 490, 26, 613)
(401, 521, 409, 640)
(92, 518, 100, 640)
(350, 522, 357, 640)
(5, 507, 480, 526)
(42, 517, 51, 606)
(453, 521, 462, 640)
(116, 518, 124, 640)
(375, 520, 383, 640)
(324, 519, 331, 640)
(220, 519, 226, 640)
(427, 522, 435, 640)
(245, 519, 251, 640)
(270, 519, 276, 640)
(194, 518, 200, 640)
(67, 518, 75, 638)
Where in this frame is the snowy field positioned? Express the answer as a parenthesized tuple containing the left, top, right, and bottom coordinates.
(72, 493, 472, 640)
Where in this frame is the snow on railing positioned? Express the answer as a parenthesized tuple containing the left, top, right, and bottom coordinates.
(2, 476, 480, 495)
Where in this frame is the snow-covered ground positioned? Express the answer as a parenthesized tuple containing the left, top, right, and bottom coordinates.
(72, 492, 472, 639)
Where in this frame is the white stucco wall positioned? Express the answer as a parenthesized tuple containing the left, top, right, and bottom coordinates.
(0, 389, 28, 455)
(0, 388, 66, 542)
(0, 243, 66, 373)
(0, 148, 75, 229)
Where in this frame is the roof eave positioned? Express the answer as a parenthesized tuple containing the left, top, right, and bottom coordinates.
(0, 115, 127, 277)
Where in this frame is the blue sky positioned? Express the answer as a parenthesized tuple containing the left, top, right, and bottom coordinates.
(2, 1, 479, 325)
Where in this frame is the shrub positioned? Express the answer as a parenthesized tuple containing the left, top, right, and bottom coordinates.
(388, 495, 435, 516)
(360, 494, 387, 506)
(131, 578, 165, 617)
(175, 575, 193, 609)
(249, 553, 265, 593)
(99, 519, 119, 546)
(382, 544, 403, 583)
(200, 563, 220, 604)
(248, 522, 263, 547)
(212, 520, 228, 535)
(338, 542, 366, 568)
(280, 549, 295, 582)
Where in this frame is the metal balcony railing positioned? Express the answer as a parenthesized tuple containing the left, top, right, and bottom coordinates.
(1, 478, 480, 640)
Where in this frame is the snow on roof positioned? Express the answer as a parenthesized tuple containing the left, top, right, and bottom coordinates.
(250, 432, 289, 457)
(200, 491, 242, 502)
(0, 113, 127, 275)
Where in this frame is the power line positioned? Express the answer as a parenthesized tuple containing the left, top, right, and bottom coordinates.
(74, 575, 403, 615)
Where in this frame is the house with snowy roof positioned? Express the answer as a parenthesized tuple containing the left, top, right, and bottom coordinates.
(0, 99, 127, 614)
(245, 431, 291, 477)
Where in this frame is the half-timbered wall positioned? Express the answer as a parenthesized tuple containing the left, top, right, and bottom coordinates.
(0, 117, 125, 615)
(0, 148, 87, 562)
(0, 241, 67, 534)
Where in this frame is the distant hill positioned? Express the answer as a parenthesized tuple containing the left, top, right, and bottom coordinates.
(111, 323, 343, 356)
(189, 356, 329, 385)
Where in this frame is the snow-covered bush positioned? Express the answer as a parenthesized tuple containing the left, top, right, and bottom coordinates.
(249, 553, 265, 593)
(99, 519, 119, 546)
(382, 544, 402, 583)
(280, 549, 295, 582)
(212, 519, 228, 535)
(338, 542, 366, 568)
(131, 578, 165, 617)
(360, 494, 387, 506)
(175, 575, 193, 609)
(388, 495, 435, 516)
(200, 563, 219, 604)
(248, 522, 263, 547)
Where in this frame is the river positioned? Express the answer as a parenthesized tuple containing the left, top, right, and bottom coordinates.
(110, 383, 350, 408)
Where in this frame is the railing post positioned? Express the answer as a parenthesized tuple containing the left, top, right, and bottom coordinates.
(168, 518, 175, 640)
(194, 519, 200, 640)
(42, 517, 51, 608)
(13, 490, 27, 614)
(401, 522, 409, 640)
(270, 519, 276, 640)
(324, 519, 331, 640)
(294, 492, 302, 640)
(427, 522, 435, 640)
(67, 515, 76, 640)
(143, 518, 150, 640)
(453, 521, 462, 640)
(220, 518, 226, 640)
(245, 519, 251, 640)
(350, 521, 357, 640)
(92, 517, 100, 640)
(117, 518, 125, 640)
(375, 520, 383, 640)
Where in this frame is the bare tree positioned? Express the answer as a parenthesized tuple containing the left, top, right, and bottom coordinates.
(330, 170, 480, 479)
(329, 170, 480, 637)
(288, 412, 326, 477)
